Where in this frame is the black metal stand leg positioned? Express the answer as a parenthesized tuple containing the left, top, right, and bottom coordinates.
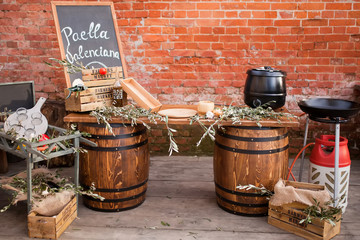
(298, 116, 309, 182)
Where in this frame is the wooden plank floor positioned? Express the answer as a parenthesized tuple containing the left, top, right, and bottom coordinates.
(1, 156, 360, 239)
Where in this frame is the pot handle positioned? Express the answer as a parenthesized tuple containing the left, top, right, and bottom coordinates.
(264, 66, 274, 72)
(253, 99, 262, 107)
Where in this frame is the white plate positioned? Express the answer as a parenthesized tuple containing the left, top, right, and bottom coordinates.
(158, 108, 197, 118)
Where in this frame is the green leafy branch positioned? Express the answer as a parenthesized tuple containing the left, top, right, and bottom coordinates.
(0, 171, 104, 213)
(44, 58, 86, 74)
(190, 102, 296, 147)
(237, 184, 342, 226)
(237, 184, 273, 198)
(299, 198, 342, 226)
(90, 104, 179, 156)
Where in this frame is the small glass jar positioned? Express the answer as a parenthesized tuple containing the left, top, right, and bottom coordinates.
(16, 107, 28, 122)
(31, 112, 43, 126)
(24, 123, 36, 139)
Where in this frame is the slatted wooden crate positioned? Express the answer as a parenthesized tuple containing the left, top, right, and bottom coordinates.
(268, 181, 341, 240)
(28, 196, 77, 239)
(65, 66, 126, 112)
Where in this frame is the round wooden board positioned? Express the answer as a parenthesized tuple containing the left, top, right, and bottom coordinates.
(158, 108, 197, 118)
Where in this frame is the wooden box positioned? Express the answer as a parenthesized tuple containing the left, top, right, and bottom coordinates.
(121, 78, 162, 112)
(65, 66, 126, 112)
(268, 181, 341, 240)
(28, 196, 77, 239)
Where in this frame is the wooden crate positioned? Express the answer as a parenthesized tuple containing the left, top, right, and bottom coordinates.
(65, 66, 126, 112)
(28, 196, 77, 239)
(268, 181, 341, 240)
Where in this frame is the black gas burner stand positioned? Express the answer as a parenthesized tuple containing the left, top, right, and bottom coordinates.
(298, 115, 348, 207)
(297, 98, 360, 207)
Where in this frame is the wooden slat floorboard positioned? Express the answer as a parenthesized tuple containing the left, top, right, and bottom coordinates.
(0, 156, 359, 239)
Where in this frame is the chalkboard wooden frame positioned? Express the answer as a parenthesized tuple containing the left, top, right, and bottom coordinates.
(51, 1, 128, 88)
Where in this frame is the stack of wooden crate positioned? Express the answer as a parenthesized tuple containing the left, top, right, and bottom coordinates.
(65, 66, 125, 112)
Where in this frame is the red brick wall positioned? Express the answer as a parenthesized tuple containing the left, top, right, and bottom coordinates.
(0, 0, 359, 155)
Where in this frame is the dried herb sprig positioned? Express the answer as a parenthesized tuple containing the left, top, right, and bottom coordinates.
(190, 102, 296, 146)
(300, 198, 342, 226)
(3, 124, 89, 157)
(164, 115, 178, 155)
(0, 170, 104, 213)
(238, 184, 342, 226)
(0, 191, 17, 213)
(237, 184, 273, 199)
(190, 115, 220, 147)
(44, 58, 86, 74)
(90, 104, 179, 156)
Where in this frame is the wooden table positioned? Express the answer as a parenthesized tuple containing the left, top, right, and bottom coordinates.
(64, 105, 299, 127)
(64, 105, 299, 215)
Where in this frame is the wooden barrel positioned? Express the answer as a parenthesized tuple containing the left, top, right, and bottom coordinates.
(214, 126, 289, 216)
(79, 123, 149, 212)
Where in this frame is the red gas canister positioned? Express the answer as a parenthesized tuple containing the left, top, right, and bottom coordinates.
(309, 135, 351, 212)
(310, 135, 350, 168)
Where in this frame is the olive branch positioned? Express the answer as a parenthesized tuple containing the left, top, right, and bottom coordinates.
(190, 102, 296, 147)
(237, 184, 342, 226)
(90, 104, 178, 156)
(44, 58, 86, 74)
(0, 170, 104, 213)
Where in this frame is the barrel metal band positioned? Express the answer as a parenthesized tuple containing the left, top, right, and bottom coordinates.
(215, 182, 268, 197)
(81, 123, 133, 128)
(86, 128, 147, 140)
(84, 199, 145, 212)
(82, 139, 148, 152)
(217, 131, 288, 142)
(216, 202, 267, 217)
(82, 179, 148, 193)
(224, 126, 281, 130)
(216, 192, 268, 208)
(83, 189, 147, 203)
(215, 141, 289, 154)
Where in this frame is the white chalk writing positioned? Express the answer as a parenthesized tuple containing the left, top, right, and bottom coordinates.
(61, 22, 120, 64)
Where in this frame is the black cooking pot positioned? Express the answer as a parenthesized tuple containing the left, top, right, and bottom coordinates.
(244, 66, 287, 109)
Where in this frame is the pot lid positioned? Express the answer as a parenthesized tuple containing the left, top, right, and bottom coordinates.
(246, 66, 286, 77)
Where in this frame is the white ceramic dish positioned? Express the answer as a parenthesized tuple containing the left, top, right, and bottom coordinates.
(158, 108, 197, 118)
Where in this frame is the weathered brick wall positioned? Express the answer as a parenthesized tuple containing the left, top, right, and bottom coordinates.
(0, 0, 359, 156)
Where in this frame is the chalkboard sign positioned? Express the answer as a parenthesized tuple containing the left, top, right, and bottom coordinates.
(0, 81, 35, 112)
(51, 2, 128, 88)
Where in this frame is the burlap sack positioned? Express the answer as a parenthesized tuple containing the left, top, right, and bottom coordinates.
(0, 168, 74, 216)
(269, 179, 331, 207)
(31, 190, 74, 216)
